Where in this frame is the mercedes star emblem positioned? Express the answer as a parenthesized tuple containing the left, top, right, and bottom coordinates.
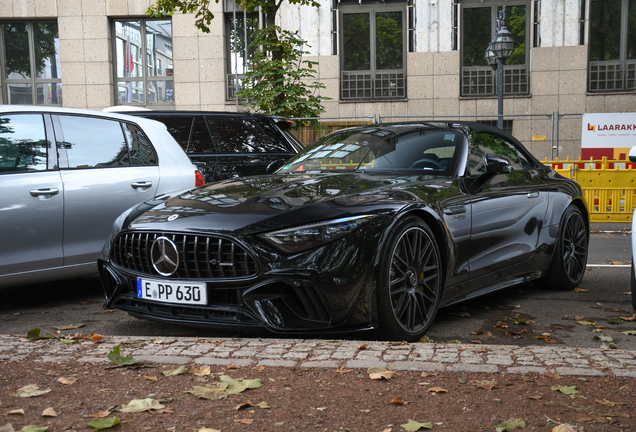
(151, 236, 180, 276)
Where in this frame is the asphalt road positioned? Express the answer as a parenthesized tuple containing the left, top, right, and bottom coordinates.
(1, 224, 634, 350)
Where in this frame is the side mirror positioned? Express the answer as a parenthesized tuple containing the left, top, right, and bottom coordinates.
(485, 154, 512, 174)
(629, 146, 636, 163)
(266, 159, 286, 174)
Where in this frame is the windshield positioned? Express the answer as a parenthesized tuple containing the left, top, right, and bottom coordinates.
(278, 126, 462, 175)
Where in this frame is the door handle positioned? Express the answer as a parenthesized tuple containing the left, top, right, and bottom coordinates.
(131, 181, 153, 190)
(30, 188, 60, 197)
(527, 191, 539, 198)
(442, 205, 467, 215)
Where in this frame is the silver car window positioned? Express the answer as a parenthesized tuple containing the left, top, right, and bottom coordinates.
(58, 115, 129, 168)
(0, 114, 48, 173)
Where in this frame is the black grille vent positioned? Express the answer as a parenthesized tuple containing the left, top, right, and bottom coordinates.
(112, 232, 258, 279)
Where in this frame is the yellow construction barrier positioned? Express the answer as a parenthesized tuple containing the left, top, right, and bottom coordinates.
(543, 157, 636, 223)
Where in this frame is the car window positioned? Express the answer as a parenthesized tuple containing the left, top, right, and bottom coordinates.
(279, 127, 461, 174)
(153, 116, 192, 150)
(207, 116, 287, 153)
(123, 122, 158, 165)
(0, 114, 48, 173)
(188, 117, 215, 153)
(467, 132, 533, 175)
(255, 118, 300, 152)
(58, 115, 129, 169)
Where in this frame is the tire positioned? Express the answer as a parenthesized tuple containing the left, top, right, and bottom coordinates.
(631, 261, 636, 313)
(376, 216, 442, 341)
(543, 205, 588, 290)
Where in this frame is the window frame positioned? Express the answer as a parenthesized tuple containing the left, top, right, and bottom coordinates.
(339, 1, 408, 100)
(588, 0, 635, 92)
(112, 18, 175, 108)
(0, 20, 62, 106)
(460, 0, 530, 97)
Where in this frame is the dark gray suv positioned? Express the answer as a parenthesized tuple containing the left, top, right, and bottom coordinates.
(125, 111, 304, 183)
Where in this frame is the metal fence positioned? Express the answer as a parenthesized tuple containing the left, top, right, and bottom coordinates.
(289, 112, 584, 162)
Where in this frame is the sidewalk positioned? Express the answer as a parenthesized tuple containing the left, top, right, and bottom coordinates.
(2, 335, 636, 378)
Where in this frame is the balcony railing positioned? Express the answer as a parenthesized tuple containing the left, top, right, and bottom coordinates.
(461, 65, 528, 96)
(589, 60, 636, 92)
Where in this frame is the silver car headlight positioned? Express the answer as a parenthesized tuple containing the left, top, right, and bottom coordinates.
(259, 215, 376, 254)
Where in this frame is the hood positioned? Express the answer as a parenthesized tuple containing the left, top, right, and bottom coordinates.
(128, 173, 454, 234)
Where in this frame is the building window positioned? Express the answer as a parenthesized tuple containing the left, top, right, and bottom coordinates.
(461, 1, 529, 97)
(339, 1, 407, 100)
(225, 0, 261, 100)
(113, 19, 174, 106)
(588, 0, 635, 92)
(0, 21, 61, 105)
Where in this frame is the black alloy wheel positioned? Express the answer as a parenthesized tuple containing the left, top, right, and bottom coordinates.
(544, 205, 588, 290)
(376, 216, 442, 341)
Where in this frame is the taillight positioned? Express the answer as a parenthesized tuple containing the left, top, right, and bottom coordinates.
(195, 170, 205, 187)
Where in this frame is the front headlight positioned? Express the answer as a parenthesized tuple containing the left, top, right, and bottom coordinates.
(258, 215, 375, 254)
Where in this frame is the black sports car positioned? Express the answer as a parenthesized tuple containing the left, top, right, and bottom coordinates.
(98, 122, 589, 341)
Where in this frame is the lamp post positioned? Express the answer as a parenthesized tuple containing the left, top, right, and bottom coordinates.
(485, 7, 515, 130)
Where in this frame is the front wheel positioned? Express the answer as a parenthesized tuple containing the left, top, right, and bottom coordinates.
(376, 217, 442, 341)
(543, 205, 588, 290)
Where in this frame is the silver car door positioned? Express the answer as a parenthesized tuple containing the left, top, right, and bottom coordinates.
(0, 113, 64, 276)
(54, 115, 159, 266)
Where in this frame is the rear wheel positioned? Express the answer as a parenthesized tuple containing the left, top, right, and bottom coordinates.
(376, 217, 442, 341)
(543, 205, 588, 290)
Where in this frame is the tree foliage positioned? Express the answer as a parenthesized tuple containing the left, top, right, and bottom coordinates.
(148, 0, 329, 118)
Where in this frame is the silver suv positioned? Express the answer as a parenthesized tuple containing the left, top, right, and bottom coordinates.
(0, 106, 204, 288)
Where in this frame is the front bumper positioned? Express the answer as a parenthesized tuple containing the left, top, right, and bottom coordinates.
(98, 224, 385, 333)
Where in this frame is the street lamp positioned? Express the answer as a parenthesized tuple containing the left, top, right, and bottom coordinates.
(485, 6, 515, 130)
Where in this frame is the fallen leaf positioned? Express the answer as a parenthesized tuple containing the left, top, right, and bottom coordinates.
(58, 377, 77, 385)
(544, 372, 562, 379)
(474, 380, 498, 390)
(358, 343, 369, 350)
(574, 288, 589, 293)
(107, 345, 142, 368)
(427, 387, 448, 393)
(142, 375, 157, 381)
(496, 418, 526, 432)
(162, 365, 189, 376)
(234, 419, 254, 425)
(401, 419, 433, 431)
(90, 334, 105, 343)
(11, 385, 51, 398)
(226, 364, 240, 370)
(89, 411, 111, 418)
(235, 401, 270, 410)
(156, 408, 174, 414)
(193, 367, 211, 377)
(118, 398, 164, 413)
(528, 395, 542, 400)
(335, 368, 354, 374)
(53, 324, 84, 330)
(7, 409, 25, 415)
(551, 385, 580, 395)
(20, 426, 48, 432)
(41, 408, 58, 417)
(369, 369, 396, 380)
(621, 330, 636, 335)
(87, 417, 121, 430)
(620, 315, 636, 321)
(552, 425, 577, 432)
(577, 320, 596, 326)
(595, 398, 626, 407)
(389, 395, 405, 405)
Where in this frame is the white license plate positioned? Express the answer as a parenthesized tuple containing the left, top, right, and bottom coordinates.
(137, 278, 207, 305)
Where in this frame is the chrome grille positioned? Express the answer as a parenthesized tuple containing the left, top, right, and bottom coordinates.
(112, 232, 258, 279)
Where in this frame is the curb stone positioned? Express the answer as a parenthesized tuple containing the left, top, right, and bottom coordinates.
(1, 335, 636, 377)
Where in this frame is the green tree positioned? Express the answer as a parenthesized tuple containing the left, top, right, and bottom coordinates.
(148, 0, 329, 118)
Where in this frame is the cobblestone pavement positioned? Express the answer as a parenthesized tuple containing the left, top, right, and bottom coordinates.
(2, 335, 636, 379)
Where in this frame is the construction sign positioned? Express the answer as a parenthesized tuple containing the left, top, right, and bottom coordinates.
(582, 112, 636, 161)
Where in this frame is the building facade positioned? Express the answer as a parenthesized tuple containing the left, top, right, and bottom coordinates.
(0, 0, 634, 159)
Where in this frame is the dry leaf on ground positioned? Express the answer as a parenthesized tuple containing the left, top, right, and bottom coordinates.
(389, 395, 405, 405)
(58, 377, 78, 385)
(41, 408, 58, 417)
(427, 387, 448, 393)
